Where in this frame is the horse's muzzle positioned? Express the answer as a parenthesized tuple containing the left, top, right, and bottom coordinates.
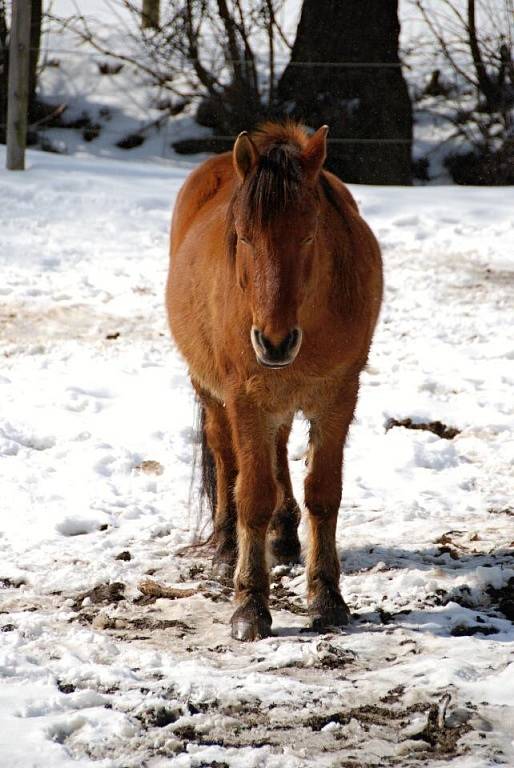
(251, 326, 302, 369)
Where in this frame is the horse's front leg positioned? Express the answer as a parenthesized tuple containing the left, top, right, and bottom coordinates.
(227, 395, 281, 641)
(305, 378, 359, 630)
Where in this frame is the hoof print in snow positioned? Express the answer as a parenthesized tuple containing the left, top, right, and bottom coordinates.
(385, 417, 460, 440)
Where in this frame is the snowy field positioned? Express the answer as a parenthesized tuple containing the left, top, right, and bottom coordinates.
(1, 145, 514, 767)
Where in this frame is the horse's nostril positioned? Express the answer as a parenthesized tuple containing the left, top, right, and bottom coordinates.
(252, 326, 301, 363)
(285, 328, 299, 353)
(252, 327, 266, 352)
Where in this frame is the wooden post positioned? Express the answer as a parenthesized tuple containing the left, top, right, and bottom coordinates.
(142, 0, 160, 30)
(7, 0, 32, 170)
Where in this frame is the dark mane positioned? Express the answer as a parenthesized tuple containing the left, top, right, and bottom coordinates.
(241, 142, 303, 230)
(225, 123, 312, 259)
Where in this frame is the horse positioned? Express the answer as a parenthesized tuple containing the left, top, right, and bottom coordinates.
(166, 122, 383, 641)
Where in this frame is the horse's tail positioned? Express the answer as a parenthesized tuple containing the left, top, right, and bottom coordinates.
(198, 399, 217, 520)
(183, 397, 217, 552)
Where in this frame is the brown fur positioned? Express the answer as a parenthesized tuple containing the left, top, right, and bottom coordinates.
(167, 122, 383, 639)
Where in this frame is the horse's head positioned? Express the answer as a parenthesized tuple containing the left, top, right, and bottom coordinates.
(231, 124, 328, 369)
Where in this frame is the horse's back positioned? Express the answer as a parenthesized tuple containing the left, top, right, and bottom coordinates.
(170, 153, 235, 253)
(320, 170, 383, 342)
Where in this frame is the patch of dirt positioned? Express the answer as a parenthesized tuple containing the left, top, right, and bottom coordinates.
(411, 699, 472, 755)
(269, 581, 307, 615)
(91, 612, 193, 637)
(115, 550, 132, 561)
(0, 576, 27, 588)
(72, 581, 125, 609)
(56, 680, 77, 694)
(137, 705, 181, 728)
(385, 417, 460, 440)
(380, 685, 406, 704)
(488, 506, 514, 517)
(134, 460, 164, 475)
(305, 703, 431, 732)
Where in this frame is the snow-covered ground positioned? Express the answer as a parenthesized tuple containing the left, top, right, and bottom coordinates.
(1, 146, 514, 767)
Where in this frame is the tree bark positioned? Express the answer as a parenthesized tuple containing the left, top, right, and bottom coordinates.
(0, 1, 8, 142)
(28, 0, 42, 119)
(142, 0, 160, 30)
(278, 0, 412, 184)
(467, 0, 501, 112)
(7, 0, 32, 169)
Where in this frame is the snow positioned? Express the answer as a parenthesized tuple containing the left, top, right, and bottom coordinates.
(1, 145, 514, 766)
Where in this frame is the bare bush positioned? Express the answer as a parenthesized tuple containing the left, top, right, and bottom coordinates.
(48, 0, 291, 135)
(408, 0, 513, 181)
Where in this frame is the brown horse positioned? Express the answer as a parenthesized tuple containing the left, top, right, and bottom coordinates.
(167, 122, 382, 641)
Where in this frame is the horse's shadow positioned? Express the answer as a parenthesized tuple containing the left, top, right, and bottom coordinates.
(271, 543, 514, 641)
(339, 543, 514, 575)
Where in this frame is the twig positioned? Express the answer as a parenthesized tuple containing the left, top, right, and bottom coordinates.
(138, 578, 198, 599)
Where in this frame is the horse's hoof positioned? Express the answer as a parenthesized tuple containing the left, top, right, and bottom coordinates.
(308, 589, 350, 631)
(309, 608, 350, 632)
(211, 558, 234, 584)
(230, 598, 272, 642)
(231, 617, 272, 641)
(269, 537, 302, 566)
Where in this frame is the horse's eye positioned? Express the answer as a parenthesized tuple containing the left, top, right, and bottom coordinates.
(239, 236, 252, 246)
(302, 236, 314, 245)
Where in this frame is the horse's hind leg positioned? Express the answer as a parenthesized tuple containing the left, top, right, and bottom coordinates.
(268, 420, 301, 565)
(197, 386, 237, 581)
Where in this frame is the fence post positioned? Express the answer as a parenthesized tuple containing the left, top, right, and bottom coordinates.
(7, 0, 32, 170)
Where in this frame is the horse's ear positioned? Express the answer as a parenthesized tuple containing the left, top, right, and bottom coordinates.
(233, 131, 259, 181)
(302, 125, 329, 181)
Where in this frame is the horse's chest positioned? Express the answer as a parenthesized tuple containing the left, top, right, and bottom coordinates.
(244, 369, 341, 416)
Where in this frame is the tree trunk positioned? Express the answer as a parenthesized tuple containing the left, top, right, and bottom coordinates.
(7, 0, 32, 169)
(278, 0, 412, 184)
(467, 0, 502, 112)
(28, 0, 42, 120)
(142, 0, 160, 30)
(0, 0, 9, 141)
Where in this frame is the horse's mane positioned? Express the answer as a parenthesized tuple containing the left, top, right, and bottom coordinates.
(244, 122, 314, 228)
(226, 122, 312, 258)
